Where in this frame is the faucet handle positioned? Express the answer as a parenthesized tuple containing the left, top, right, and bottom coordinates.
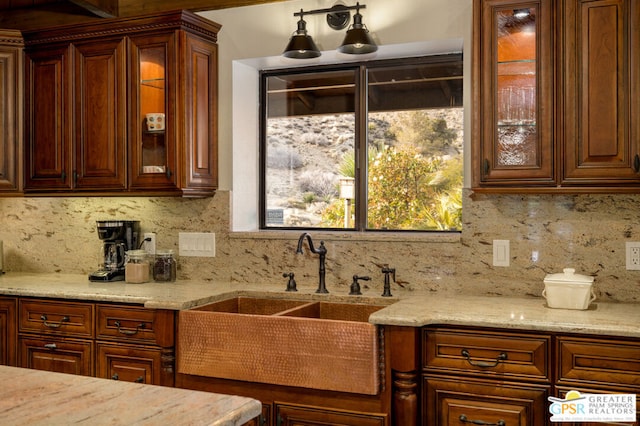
(381, 265, 396, 280)
(283, 272, 297, 292)
(349, 275, 370, 295)
(381, 266, 396, 297)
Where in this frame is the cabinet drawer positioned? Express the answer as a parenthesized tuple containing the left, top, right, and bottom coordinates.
(97, 342, 171, 386)
(557, 335, 640, 389)
(19, 299, 94, 338)
(424, 375, 549, 426)
(96, 305, 174, 346)
(18, 335, 93, 376)
(423, 328, 551, 381)
(275, 402, 387, 426)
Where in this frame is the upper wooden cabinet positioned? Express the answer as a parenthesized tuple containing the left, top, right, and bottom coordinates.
(22, 10, 220, 197)
(473, 0, 640, 192)
(0, 30, 23, 194)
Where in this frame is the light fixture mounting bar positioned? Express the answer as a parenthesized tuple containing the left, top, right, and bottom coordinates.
(293, 3, 366, 18)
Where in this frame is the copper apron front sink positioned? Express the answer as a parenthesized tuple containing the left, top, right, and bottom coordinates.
(178, 297, 384, 395)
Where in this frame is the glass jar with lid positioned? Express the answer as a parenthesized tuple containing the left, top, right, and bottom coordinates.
(153, 249, 177, 282)
(125, 249, 150, 283)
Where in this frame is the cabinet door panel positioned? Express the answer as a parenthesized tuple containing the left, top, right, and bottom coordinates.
(19, 336, 93, 376)
(424, 376, 549, 426)
(562, 0, 640, 184)
(0, 298, 16, 366)
(24, 45, 72, 190)
(128, 33, 177, 191)
(474, 0, 555, 187)
(73, 38, 127, 190)
(275, 402, 386, 426)
(180, 33, 218, 194)
(97, 343, 167, 385)
(0, 32, 23, 193)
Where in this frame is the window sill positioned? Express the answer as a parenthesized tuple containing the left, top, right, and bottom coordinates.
(229, 230, 460, 244)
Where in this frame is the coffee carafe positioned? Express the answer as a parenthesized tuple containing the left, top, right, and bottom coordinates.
(89, 220, 140, 282)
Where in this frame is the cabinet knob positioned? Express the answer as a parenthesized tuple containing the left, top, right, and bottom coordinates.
(111, 373, 119, 380)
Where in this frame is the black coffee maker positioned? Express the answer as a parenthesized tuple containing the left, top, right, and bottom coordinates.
(89, 220, 140, 282)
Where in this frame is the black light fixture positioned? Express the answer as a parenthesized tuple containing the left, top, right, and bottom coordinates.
(283, 11, 321, 59)
(282, 2, 376, 59)
(338, 3, 377, 54)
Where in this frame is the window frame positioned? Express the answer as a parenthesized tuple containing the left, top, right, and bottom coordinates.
(259, 54, 463, 232)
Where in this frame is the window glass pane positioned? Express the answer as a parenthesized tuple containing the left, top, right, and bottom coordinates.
(261, 55, 463, 232)
(263, 69, 357, 229)
(366, 59, 463, 231)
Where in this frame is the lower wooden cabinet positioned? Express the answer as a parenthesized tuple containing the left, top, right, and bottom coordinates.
(15, 297, 174, 386)
(424, 376, 549, 426)
(422, 327, 552, 426)
(422, 326, 640, 426)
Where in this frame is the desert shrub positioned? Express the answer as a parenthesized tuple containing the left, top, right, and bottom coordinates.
(267, 147, 303, 169)
(298, 171, 338, 200)
(300, 132, 331, 147)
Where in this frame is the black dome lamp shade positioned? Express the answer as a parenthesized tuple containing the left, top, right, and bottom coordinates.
(338, 4, 377, 54)
(283, 14, 321, 59)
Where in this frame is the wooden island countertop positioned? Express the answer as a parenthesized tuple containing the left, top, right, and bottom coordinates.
(0, 366, 261, 425)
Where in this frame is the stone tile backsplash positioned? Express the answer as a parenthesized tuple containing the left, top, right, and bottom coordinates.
(1, 189, 639, 302)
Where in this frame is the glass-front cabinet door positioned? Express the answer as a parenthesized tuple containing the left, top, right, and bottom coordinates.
(129, 33, 177, 190)
(473, 0, 554, 188)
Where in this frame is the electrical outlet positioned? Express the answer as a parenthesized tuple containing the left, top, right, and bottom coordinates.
(493, 240, 510, 267)
(143, 232, 156, 255)
(626, 242, 640, 270)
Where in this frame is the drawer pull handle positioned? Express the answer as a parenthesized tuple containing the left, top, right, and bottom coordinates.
(461, 349, 507, 368)
(40, 315, 69, 329)
(114, 321, 146, 336)
(43, 343, 57, 350)
(459, 414, 505, 426)
(112, 373, 143, 383)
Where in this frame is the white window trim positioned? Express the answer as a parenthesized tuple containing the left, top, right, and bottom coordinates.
(231, 39, 463, 233)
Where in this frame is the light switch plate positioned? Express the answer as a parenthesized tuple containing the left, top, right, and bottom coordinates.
(179, 232, 216, 257)
(493, 240, 510, 267)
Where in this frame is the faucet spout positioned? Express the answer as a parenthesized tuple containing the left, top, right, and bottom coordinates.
(296, 233, 328, 294)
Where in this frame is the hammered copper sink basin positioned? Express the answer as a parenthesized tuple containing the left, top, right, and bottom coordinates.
(177, 297, 385, 395)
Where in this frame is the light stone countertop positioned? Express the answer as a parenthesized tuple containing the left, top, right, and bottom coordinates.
(369, 293, 640, 338)
(1, 272, 639, 338)
(0, 365, 261, 425)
